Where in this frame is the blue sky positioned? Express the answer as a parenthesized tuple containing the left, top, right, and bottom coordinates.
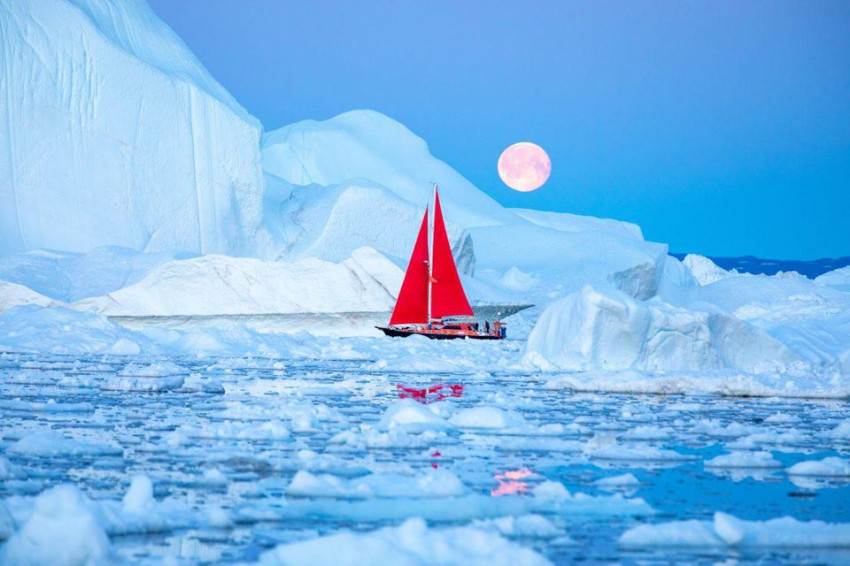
(148, 0, 849, 259)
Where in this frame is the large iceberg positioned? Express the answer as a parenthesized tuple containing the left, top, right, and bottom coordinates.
(524, 285, 802, 373)
(0, 0, 265, 257)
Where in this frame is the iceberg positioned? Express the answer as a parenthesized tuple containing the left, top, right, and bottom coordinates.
(524, 285, 800, 373)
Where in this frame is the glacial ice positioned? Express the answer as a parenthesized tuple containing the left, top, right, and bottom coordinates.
(73, 247, 402, 317)
(524, 285, 802, 373)
(0, 0, 265, 257)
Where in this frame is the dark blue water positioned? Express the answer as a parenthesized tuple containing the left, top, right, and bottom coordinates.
(670, 254, 850, 279)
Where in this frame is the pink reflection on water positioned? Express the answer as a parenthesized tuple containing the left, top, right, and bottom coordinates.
(491, 468, 533, 496)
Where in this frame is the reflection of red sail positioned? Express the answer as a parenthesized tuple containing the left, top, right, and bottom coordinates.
(389, 211, 430, 325)
(430, 192, 474, 320)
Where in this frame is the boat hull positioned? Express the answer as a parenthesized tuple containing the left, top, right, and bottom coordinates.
(376, 326, 504, 340)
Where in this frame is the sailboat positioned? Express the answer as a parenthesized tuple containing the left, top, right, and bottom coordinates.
(377, 185, 506, 340)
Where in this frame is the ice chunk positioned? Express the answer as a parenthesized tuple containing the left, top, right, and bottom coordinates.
(122, 475, 154, 514)
(7, 431, 122, 457)
(713, 512, 746, 545)
(704, 451, 781, 469)
(286, 469, 466, 499)
(0, 485, 110, 565)
(620, 512, 850, 548)
(377, 399, 449, 432)
(472, 514, 566, 540)
(449, 406, 527, 430)
(787, 457, 850, 477)
(595, 473, 640, 489)
(254, 517, 552, 566)
(0, 305, 154, 355)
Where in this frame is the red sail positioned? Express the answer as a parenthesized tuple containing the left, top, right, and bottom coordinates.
(431, 191, 474, 319)
(389, 209, 430, 325)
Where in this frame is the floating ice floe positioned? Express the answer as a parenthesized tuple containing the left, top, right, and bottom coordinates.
(704, 451, 782, 469)
(329, 427, 449, 450)
(595, 473, 641, 491)
(0, 399, 94, 414)
(472, 514, 568, 540)
(286, 469, 466, 499)
(102, 361, 189, 392)
(787, 457, 850, 477)
(186, 420, 291, 440)
(6, 431, 122, 457)
(377, 399, 451, 432)
(251, 517, 552, 566)
(582, 435, 695, 465)
(449, 406, 528, 431)
(726, 430, 812, 452)
(619, 511, 850, 548)
(4, 476, 210, 542)
(235, 480, 652, 525)
(826, 421, 850, 439)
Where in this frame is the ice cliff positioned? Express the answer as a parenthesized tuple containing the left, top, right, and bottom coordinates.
(0, 0, 265, 256)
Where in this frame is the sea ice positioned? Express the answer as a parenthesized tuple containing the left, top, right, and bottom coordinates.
(787, 457, 850, 477)
(252, 517, 552, 566)
(0, 485, 111, 566)
(704, 451, 782, 469)
(619, 511, 850, 548)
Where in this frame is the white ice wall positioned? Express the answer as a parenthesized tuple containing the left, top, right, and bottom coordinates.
(0, 0, 265, 257)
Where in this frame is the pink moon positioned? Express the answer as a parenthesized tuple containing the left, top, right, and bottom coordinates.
(497, 142, 551, 192)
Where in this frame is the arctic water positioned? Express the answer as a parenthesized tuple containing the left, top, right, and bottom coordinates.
(1, 348, 848, 565)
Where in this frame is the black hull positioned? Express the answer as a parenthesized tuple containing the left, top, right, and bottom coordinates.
(376, 326, 504, 340)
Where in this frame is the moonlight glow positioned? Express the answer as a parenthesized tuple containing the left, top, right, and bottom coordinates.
(497, 142, 551, 192)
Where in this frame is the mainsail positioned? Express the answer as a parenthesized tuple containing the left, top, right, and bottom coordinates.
(389, 188, 473, 326)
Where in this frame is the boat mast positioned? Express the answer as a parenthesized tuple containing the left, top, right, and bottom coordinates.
(427, 183, 436, 324)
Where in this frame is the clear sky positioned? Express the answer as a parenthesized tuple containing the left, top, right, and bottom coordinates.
(147, 0, 849, 259)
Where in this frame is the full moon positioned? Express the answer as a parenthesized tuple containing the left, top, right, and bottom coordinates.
(497, 142, 551, 192)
